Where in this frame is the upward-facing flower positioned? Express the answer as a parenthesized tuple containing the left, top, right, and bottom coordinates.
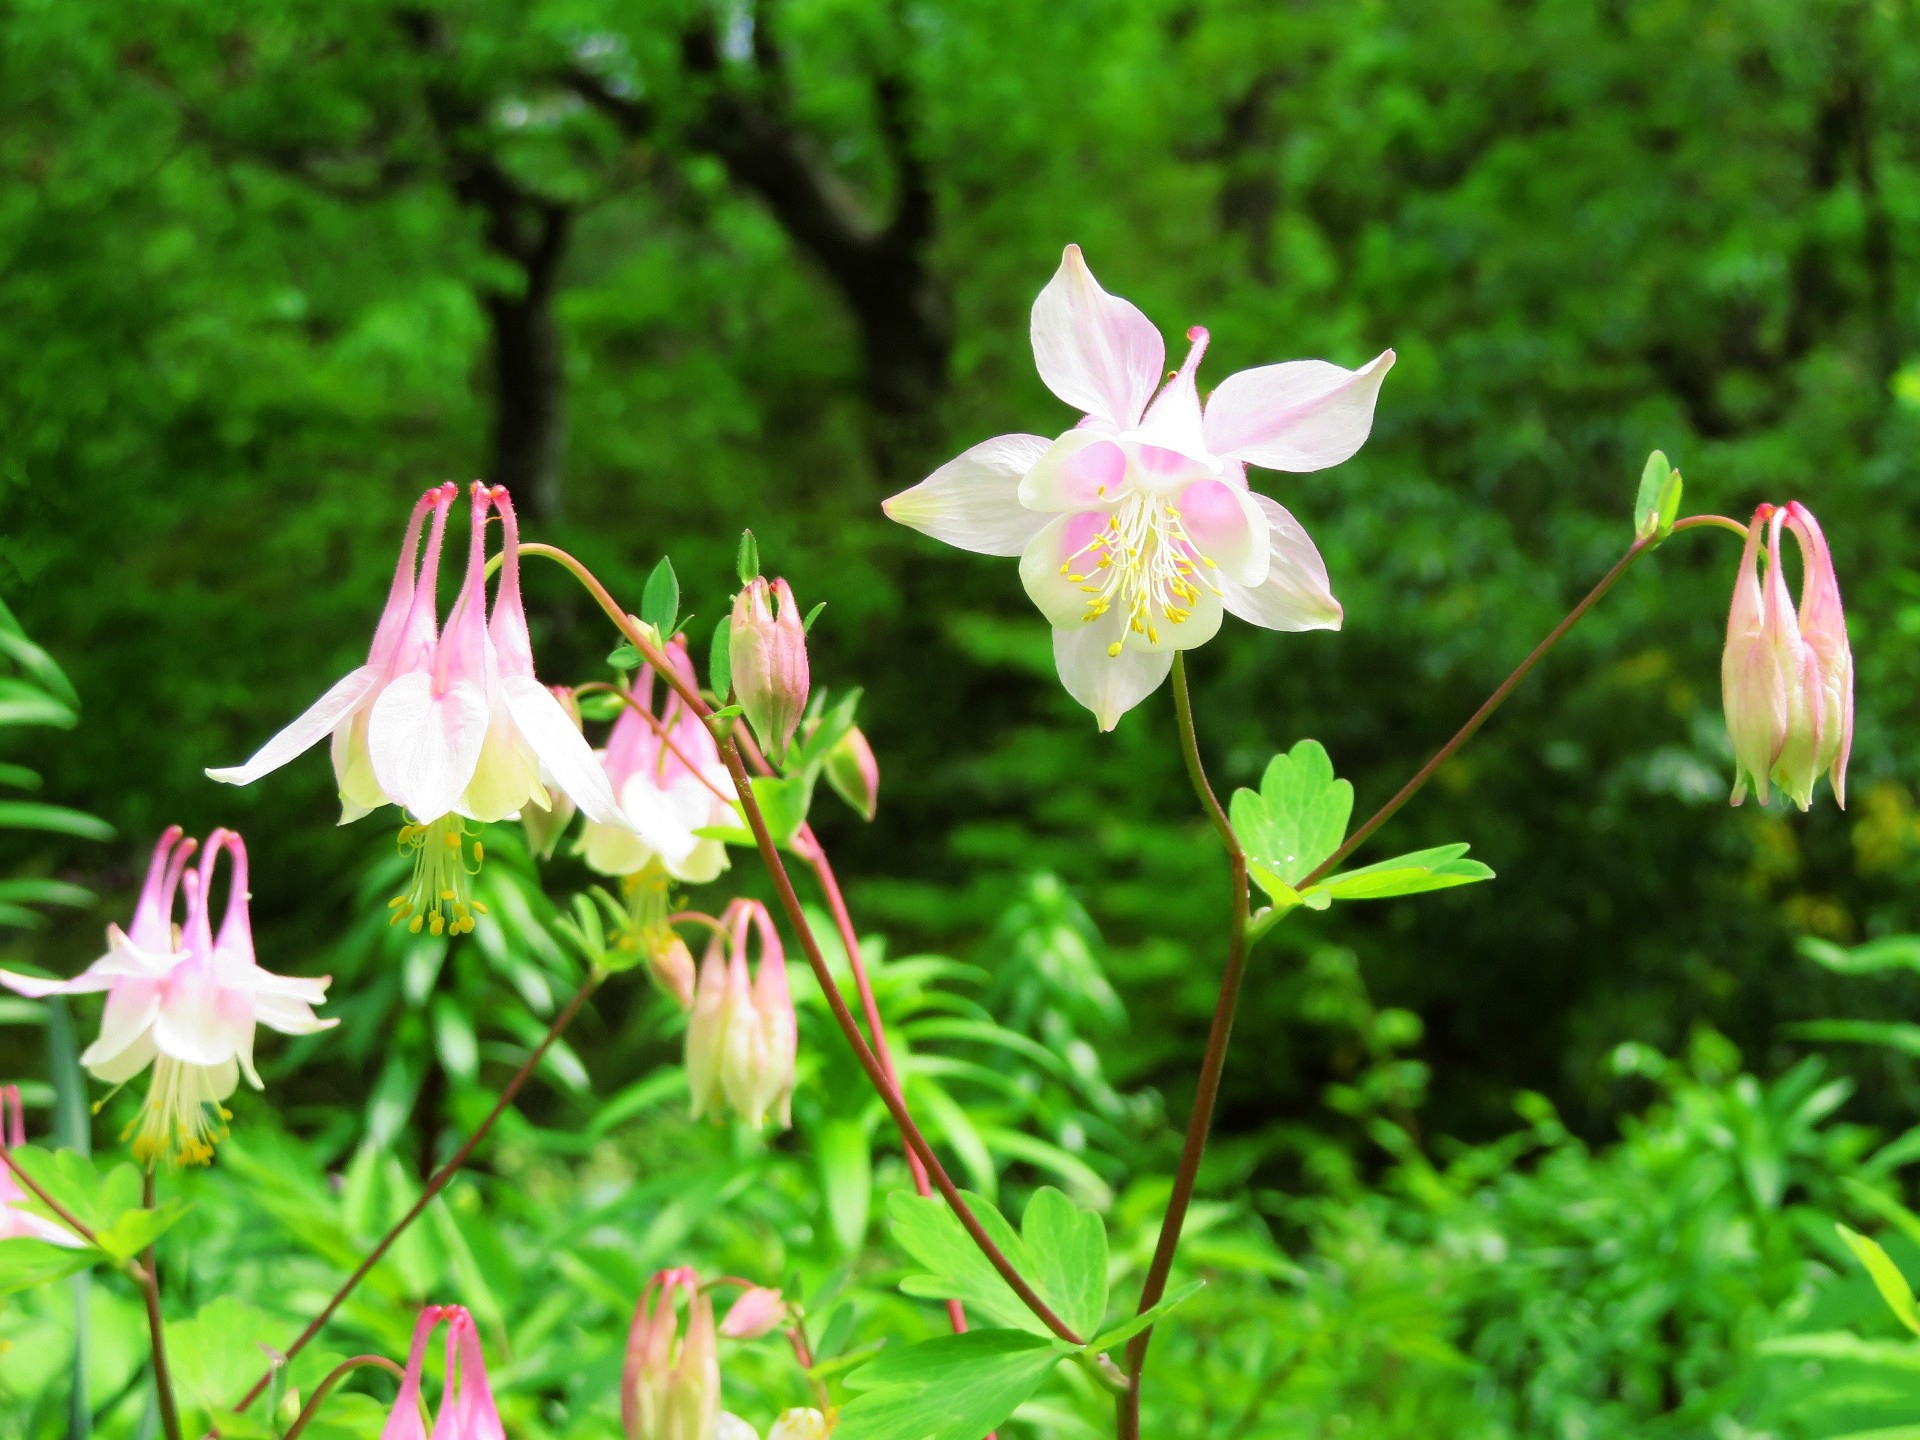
(380, 1305, 506, 1440)
(884, 245, 1392, 728)
(0, 829, 336, 1167)
(0, 1084, 84, 1247)
(623, 1268, 721, 1440)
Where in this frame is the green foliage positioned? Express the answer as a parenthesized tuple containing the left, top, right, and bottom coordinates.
(839, 1329, 1064, 1440)
(1633, 450, 1685, 544)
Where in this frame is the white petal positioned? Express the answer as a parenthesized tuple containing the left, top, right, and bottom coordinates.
(79, 980, 163, 1071)
(206, 667, 378, 786)
(1221, 494, 1343, 633)
(85, 1028, 156, 1085)
(1202, 350, 1396, 472)
(882, 435, 1053, 555)
(502, 677, 627, 827)
(461, 700, 543, 823)
(1177, 478, 1270, 586)
(0, 966, 114, 998)
(1030, 244, 1165, 428)
(670, 836, 730, 885)
(579, 819, 654, 877)
(154, 983, 248, 1068)
(367, 673, 489, 824)
(1019, 513, 1112, 628)
(1052, 613, 1174, 731)
(1017, 431, 1130, 514)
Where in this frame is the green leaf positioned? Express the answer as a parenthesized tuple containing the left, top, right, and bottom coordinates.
(1084, 1280, 1206, 1353)
(0, 678, 75, 729)
(641, 556, 680, 638)
(838, 1330, 1063, 1440)
(1633, 450, 1672, 540)
(709, 618, 732, 700)
(92, 1199, 189, 1261)
(1228, 741, 1352, 895)
(1838, 1224, 1920, 1336)
(1021, 1188, 1107, 1339)
(889, 1190, 1039, 1334)
(168, 1297, 284, 1422)
(0, 803, 113, 841)
(737, 529, 760, 584)
(1783, 1020, 1920, 1060)
(1309, 844, 1495, 901)
(1800, 935, 1920, 976)
(0, 1235, 96, 1294)
(803, 600, 826, 634)
(607, 643, 641, 671)
(818, 1119, 873, 1255)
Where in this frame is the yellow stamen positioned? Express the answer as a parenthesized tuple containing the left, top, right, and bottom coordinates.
(390, 816, 485, 937)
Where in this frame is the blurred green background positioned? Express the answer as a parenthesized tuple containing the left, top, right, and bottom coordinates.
(6, 1, 1920, 1436)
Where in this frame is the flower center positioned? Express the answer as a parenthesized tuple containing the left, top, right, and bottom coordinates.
(389, 816, 488, 937)
(126, 1056, 231, 1168)
(1059, 492, 1223, 653)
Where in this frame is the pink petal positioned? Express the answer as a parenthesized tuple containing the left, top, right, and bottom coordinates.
(1030, 245, 1165, 429)
(1176, 477, 1269, 587)
(1017, 432, 1129, 514)
(1219, 494, 1342, 632)
(1203, 350, 1396, 472)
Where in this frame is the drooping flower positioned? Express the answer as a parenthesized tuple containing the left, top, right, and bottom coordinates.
(580, 640, 738, 885)
(0, 1085, 85, 1247)
(729, 577, 810, 764)
(1784, 501, 1853, 807)
(623, 1268, 721, 1440)
(208, 484, 458, 822)
(884, 245, 1391, 729)
(212, 483, 626, 936)
(522, 686, 585, 858)
(718, 1286, 787, 1340)
(1722, 502, 1850, 811)
(686, 900, 795, 1131)
(0, 830, 336, 1167)
(380, 1305, 505, 1440)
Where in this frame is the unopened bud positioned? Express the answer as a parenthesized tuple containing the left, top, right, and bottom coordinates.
(719, 1285, 786, 1339)
(687, 900, 796, 1130)
(644, 924, 698, 1011)
(623, 1269, 720, 1440)
(824, 725, 879, 821)
(768, 1412, 830, 1440)
(730, 578, 810, 764)
(522, 686, 584, 858)
(1784, 502, 1853, 808)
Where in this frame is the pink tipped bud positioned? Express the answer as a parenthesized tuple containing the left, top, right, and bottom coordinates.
(824, 724, 879, 821)
(1722, 504, 1798, 806)
(730, 578, 810, 764)
(623, 1269, 720, 1440)
(1784, 502, 1853, 807)
(719, 1285, 787, 1339)
(644, 925, 698, 1011)
(687, 900, 796, 1131)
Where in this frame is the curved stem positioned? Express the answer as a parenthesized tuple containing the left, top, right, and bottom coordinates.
(524, 541, 1074, 1344)
(231, 970, 603, 1414)
(0, 1148, 102, 1248)
(1671, 513, 1750, 539)
(279, 1357, 407, 1440)
(1299, 536, 1651, 888)
(141, 1173, 183, 1440)
(1117, 654, 1250, 1439)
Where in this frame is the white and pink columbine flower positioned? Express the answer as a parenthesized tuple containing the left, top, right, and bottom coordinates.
(686, 900, 795, 1131)
(210, 482, 625, 935)
(1, 1084, 85, 1247)
(623, 1268, 721, 1440)
(580, 639, 738, 886)
(0, 829, 336, 1167)
(884, 244, 1393, 728)
(381, 1305, 506, 1440)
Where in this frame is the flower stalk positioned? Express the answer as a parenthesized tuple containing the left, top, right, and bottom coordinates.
(142, 1172, 184, 1440)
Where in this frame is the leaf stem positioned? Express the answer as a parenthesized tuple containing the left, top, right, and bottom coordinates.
(278, 1356, 408, 1440)
(522, 542, 1078, 1347)
(0, 1147, 102, 1248)
(1117, 653, 1250, 1440)
(230, 970, 603, 1414)
(140, 1172, 183, 1440)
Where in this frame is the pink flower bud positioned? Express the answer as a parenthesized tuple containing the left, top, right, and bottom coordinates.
(824, 724, 879, 821)
(380, 1305, 504, 1440)
(644, 925, 698, 1011)
(730, 578, 810, 764)
(623, 1269, 721, 1440)
(719, 1285, 787, 1339)
(1784, 502, 1853, 808)
(686, 900, 796, 1131)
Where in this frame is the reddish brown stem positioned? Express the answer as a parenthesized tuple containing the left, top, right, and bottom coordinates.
(0, 1147, 102, 1247)
(142, 1171, 184, 1440)
(231, 971, 602, 1413)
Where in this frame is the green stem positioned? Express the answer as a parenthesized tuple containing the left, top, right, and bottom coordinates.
(1117, 654, 1250, 1440)
(140, 1173, 183, 1440)
(279, 1357, 407, 1440)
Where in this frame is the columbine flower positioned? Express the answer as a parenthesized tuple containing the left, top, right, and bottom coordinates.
(730, 577, 810, 764)
(380, 1305, 505, 1440)
(686, 900, 795, 1131)
(1, 830, 335, 1167)
(0, 1085, 84, 1247)
(623, 1268, 721, 1440)
(718, 1286, 786, 1340)
(580, 640, 738, 885)
(211, 483, 624, 937)
(1722, 502, 1851, 810)
(884, 244, 1392, 728)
